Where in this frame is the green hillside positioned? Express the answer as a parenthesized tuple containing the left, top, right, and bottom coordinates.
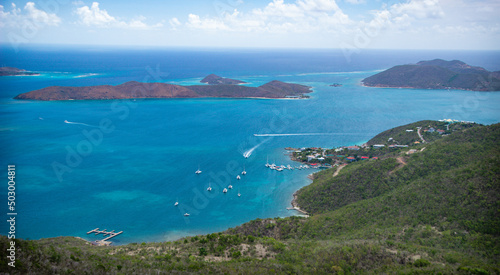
(1, 122, 499, 274)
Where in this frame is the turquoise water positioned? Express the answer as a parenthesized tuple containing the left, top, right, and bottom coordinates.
(1, 46, 499, 244)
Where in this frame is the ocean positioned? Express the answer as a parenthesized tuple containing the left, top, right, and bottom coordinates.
(1, 45, 499, 244)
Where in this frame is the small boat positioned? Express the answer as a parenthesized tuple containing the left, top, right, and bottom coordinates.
(265, 156, 270, 167)
(223, 188, 228, 193)
(242, 166, 247, 175)
(195, 165, 202, 174)
(228, 185, 233, 189)
(174, 201, 179, 206)
(207, 183, 212, 191)
(236, 175, 241, 180)
(184, 213, 190, 217)
(238, 192, 241, 197)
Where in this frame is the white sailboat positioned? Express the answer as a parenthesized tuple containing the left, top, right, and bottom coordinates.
(184, 213, 190, 217)
(242, 166, 247, 175)
(223, 188, 228, 193)
(236, 175, 241, 180)
(195, 165, 202, 174)
(228, 185, 233, 189)
(265, 156, 270, 167)
(174, 201, 179, 206)
(207, 182, 212, 191)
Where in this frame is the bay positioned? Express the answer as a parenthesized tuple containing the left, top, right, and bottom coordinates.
(1, 46, 499, 243)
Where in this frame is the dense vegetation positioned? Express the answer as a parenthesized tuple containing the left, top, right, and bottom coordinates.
(362, 59, 500, 91)
(1, 121, 498, 274)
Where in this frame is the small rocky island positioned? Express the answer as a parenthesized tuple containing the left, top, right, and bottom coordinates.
(0, 67, 40, 76)
(201, 74, 246, 85)
(362, 59, 500, 91)
(14, 74, 312, 101)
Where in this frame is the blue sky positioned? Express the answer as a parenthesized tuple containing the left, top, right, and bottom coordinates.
(1, 0, 499, 49)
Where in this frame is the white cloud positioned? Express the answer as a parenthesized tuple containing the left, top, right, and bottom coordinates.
(75, 2, 162, 29)
(76, 2, 115, 27)
(363, 0, 445, 32)
(186, 13, 229, 31)
(186, 0, 351, 33)
(0, 2, 61, 28)
(169, 17, 181, 28)
(390, 0, 444, 19)
(344, 0, 365, 4)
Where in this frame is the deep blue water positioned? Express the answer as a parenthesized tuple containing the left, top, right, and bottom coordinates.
(1, 45, 499, 244)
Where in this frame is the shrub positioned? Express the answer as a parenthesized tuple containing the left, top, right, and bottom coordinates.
(414, 259, 431, 267)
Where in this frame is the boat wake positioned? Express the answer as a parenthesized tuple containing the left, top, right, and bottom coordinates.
(64, 120, 97, 127)
(243, 138, 270, 158)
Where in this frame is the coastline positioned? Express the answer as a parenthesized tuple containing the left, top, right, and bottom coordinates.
(360, 82, 487, 92)
(288, 173, 315, 216)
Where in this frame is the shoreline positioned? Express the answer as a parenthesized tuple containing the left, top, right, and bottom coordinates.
(288, 173, 315, 216)
(15, 95, 310, 102)
(360, 82, 488, 92)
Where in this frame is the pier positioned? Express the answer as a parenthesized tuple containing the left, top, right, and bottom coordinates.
(87, 228, 123, 245)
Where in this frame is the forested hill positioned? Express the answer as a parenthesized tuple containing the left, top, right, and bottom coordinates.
(362, 59, 500, 91)
(1, 121, 498, 274)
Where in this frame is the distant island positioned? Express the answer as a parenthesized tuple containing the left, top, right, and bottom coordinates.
(201, 74, 246, 85)
(362, 59, 500, 91)
(0, 67, 40, 76)
(14, 75, 311, 101)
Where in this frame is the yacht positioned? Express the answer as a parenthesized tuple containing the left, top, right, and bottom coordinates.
(228, 185, 233, 189)
(195, 165, 202, 174)
(223, 188, 228, 193)
(174, 201, 179, 206)
(242, 166, 247, 175)
(265, 156, 270, 167)
(184, 213, 190, 217)
(236, 175, 241, 180)
(238, 192, 241, 197)
(207, 183, 212, 191)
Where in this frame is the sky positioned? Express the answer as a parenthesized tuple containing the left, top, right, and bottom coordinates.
(0, 0, 499, 50)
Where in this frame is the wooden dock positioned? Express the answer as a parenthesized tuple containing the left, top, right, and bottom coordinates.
(87, 228, 123, 244)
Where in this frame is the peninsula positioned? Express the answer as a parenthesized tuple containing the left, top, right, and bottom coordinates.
(2, 120, 498, 274)
(362, 59, 500, 91)
(0, 67, 40, 76)
(14, 75, 311, 101)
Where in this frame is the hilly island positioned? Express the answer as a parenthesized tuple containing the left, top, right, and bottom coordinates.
(13, 75, 311, 101)
(1, 120, 498, 274)
(363, 59, 500, 91)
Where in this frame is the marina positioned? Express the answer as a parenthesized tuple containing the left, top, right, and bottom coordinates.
(87, 228, 123, 245)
